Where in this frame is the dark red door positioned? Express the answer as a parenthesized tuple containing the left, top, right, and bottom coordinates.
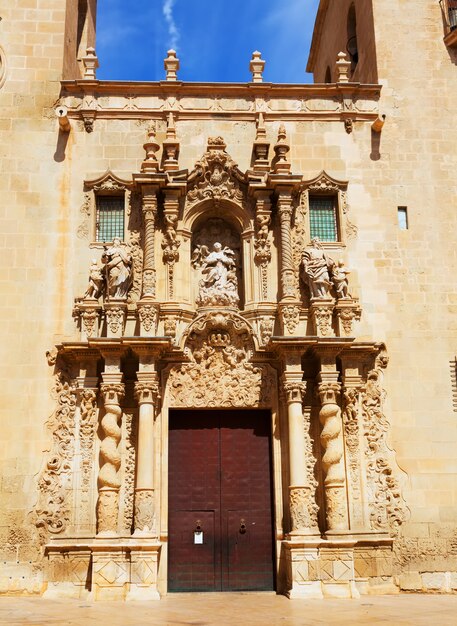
(168, 410, 275, 592)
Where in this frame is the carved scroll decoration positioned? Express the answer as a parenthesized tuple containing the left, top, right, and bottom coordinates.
(342, 387, 363, 527)
(79, 389, 98, 527)
(127, 230, 144, 304)
(187, 137, 244, 208)
(167, 312, 275, 408)
(361, 352, 407, 535)
(122, 411, 136, 533)
(34, 371, 76, 538)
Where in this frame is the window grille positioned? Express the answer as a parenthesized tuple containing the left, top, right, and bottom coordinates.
(309, 196, 338, 241)
(96, 196, 124, 242)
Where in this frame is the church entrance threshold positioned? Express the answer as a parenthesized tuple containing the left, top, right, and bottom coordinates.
(168, 409, 275, 592)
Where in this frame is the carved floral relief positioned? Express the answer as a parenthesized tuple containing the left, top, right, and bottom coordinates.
(167, 312, 275, 408)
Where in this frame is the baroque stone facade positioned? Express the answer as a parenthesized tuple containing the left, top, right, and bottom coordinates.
(1, 0, 457, 600)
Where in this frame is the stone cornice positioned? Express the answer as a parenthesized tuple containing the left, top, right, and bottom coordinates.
(60, 80, 381, 123)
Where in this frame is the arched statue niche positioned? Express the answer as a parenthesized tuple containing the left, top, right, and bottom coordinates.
(190, 216, 244, 309)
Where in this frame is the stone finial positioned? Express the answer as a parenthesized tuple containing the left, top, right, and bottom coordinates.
(336, 51, 351, 83)
(164, 49, 180, 81)
(273, 123, 291, 174)
(249, 51, 265, 83)
(82, 47, 99, 80)
(252, 113, 270, 172)
(142, 122, 160, 173)
(163, 112, 180, 171)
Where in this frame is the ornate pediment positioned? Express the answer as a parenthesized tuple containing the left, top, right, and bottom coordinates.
(304, 170, 348, 194)
(167, 311, 275, 408)
(84, 170, 133, 192)
(187, 137, 245, 207)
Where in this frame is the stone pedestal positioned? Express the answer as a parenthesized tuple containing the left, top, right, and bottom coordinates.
(78, 300, 102, 340)
(127, 545, 161, 600)
(335, 299, 362, 338)
(283, 537, 394, 599)
(92, 545, 130, 600)
(310, 298, 335, 337)
(104, 300, 127, 338)
(137, 299, 159, 336)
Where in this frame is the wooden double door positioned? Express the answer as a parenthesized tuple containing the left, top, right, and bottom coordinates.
(168, 409, 275, 592)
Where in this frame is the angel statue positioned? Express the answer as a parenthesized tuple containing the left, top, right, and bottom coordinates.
(191, 242, 239, 308)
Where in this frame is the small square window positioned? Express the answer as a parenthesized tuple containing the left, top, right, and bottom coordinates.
(309, 195, 338, 242)
(96, 196, 125, 242)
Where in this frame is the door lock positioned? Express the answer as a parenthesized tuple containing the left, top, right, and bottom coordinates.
(195, 520, 202, 532)
(239, 519, 247, 534)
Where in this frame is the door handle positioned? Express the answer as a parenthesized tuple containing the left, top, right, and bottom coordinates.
(195, 519, 202, 532)
(239, 518, 247, 534)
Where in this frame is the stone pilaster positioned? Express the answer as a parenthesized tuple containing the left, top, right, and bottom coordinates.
(141, 187, 158, 298)
(162, 189, 181, 300)
(97, 373, 124, 537)
(74, 377, 98, 533)
(133, 374, 160, 536)
(282, 374, 319, 536)
(341, 356, 366, 531)
(277, 191, 296, 301)
(253, 190, 272, 301)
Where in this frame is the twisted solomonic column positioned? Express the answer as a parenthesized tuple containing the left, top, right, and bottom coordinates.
(133, 378, 160, 535)
(317, 381, 349, 532)
(283, 378, 319, 535)
(97, 382, 125, 536)
(142, 193, 158, 298)
(278, 200, 296, 299)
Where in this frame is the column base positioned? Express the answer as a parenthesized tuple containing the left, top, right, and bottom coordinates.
(44, 539, 161, 601)
(282, 535, 396, 599)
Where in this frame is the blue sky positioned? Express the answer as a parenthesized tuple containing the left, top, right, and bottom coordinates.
(96, 0, 320, 83)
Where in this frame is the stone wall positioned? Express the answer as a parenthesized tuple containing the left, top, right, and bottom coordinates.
(0, 0, 457, 595)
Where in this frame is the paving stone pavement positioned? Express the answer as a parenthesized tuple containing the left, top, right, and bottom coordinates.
(1, 593, 457, 626)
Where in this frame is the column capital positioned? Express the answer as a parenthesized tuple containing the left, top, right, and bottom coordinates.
(317, 381, 341, 405)
(100, 381, 125, 405)
(134, 379, 160, 405)
(282, 377, 306, 404)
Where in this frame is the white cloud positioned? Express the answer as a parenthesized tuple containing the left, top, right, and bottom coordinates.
(163, 0, 180, 51)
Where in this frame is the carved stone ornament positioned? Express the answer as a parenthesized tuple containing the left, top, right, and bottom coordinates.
(318, 381, 348, 531)
(280, 304, 300, 334)
(137, 304, 158, 334)
(290, 486, 319, 531)
(97, 383, 125, 534)
(191, 218, 241, 309)
(311, 302, 334, 337)
(127, 230, 143, 304)
(259, 317, 274, 346)
(80, 307, 99, 338)
(134, 380, 160, 407)
(164, 315, 177, 338)
(167, 312, 275, 408)
(361, 351, 407, 534)
(79, 388, 98, 491)
(85, 171, 132, 193)
(122, 411, 136, 533)
(105, 305, 125, 335)
(187, 137, 244, 208)
(162, 213, 180, 266)
(336, 303, 362, 337)
(134, 489, 155, 533)
(342, 386, 363, 527)
(34, 372, 76, 538)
